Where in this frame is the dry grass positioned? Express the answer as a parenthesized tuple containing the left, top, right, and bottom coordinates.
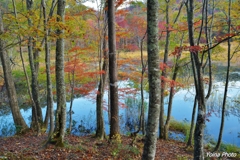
(211, 41, 240, 66)
(118, 42, 240, 66)
(118, 50, 148, 59)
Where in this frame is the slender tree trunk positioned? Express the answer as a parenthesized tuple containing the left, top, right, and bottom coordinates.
(66, 50, 77, 134)
(96, 52, 108, 139)
(26, 0, 43, 127)
(68, 71, 75, 134)
(12, 0, 40, 134)
(96, 16, 108, 139)
(186, 0, 206, 143)
(142, 0, 160, 159)
(42, 0, 55, 136)
(192, 2, 214, 147)
(0, 9, 28, 133)
(204, 0, 214, 100)
(214, 0, 232, 151)
(187, 95, 197, 146)
(53, 0, 67, 147)
(186, 1, 206, 159)
(33, 46, 40, 77)
(193, 50, 206, 160)
(139, 31, 147, 135)
(33, 4, 43, 78)
(159, 0, 170, 139)
(164, 33, 184, 140)
(108, 0, 119, 138)
(163, 68, 178, 140)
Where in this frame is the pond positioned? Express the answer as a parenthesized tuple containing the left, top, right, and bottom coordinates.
(0, 80, 240, 147)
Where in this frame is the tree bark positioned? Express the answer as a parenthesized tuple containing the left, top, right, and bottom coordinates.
(139, 31, 147, 135)
(96, 16, 108, 139)
(26, 0, 43, 127)
(160, 0, 169, 139)
(204, 0, 214, 100)
(0, 9, 28, 133)
(68, 70, 75, 134)
(187, 95, 197, 146)
(11, 0, 40, 135)
(108, 0, 119, 138)
(53, 0, 67, 147)
(186, 0, 206, 159)
(96, 50, 108, 139)
(42, 0, 55, 137)
(142, 0, 160, 159)
(164, 33, 184, 140)
(214, 0, 232, 152)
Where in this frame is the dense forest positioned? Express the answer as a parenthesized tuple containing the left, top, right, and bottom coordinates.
(0, 0, 240, 159)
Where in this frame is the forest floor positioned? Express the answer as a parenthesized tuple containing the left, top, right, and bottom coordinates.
(0, 131, 195, 160)
(1, 131, 239, 160)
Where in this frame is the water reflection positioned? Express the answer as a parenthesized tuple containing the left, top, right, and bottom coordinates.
(0, 80, 240, 147)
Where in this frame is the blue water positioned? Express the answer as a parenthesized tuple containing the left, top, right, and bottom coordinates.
(170, 81, 240, 146)
(0, 80, 240, 147)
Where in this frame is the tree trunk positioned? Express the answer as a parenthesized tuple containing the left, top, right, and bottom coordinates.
(33, 45, 40, 77)
(96, 53, 108, 139)
(187, 95, 197, 146)
(186, 0, 206, 159)
(139, 31, 147, 135)
(159, 0, 169, 139)
(0, 9, 28, 133)
(96, 15, 108, 139)
(142, 0, 160, 159)
(68, 71, 75, 134)
(214, 0, 232, 151)
(26, 0, 43, 127)
(164, 59, 180, 140)
(204, 0, 214, 100)
(11, 0, 40, 135)
(42, 0, 55, 137)
(108, 0, 119, 138)
(53, 0, 67, 147)
(164, 32, 184, 140)
(66, 51, 77, 134)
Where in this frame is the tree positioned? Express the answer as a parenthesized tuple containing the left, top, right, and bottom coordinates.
(26, 0, 43, 128)
(11, 0, 40, 134)
(53, 0, 67, 147)
(64, 52, 88, 134)
(185, 0, 206, 159)
(214, 0, 232, 151)
(42, 0, 55, 137)
(187, 0, 215, 147)
(0, 8, 28, 133)
(96, 9, 108, 139)
(108, 0, 119, 139)
(138, 31, 147, 135)
(163, 32, 185, 140)
(64, 52, 80, 135)
(142, 0, 160, 159)
(159, 0, 170, 139)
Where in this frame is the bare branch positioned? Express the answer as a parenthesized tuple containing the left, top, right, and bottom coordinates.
(202, 33, 240, 54)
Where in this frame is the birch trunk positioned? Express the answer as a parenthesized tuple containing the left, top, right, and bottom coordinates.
(142, 0, 160, 159)
(53, 0, 67, 147)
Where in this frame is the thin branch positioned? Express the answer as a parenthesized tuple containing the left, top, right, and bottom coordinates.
(174, 1, 184, 24)
(202, 33, 240, 54)
(230, 43, 240, 60)
(3, 39, 27, 50)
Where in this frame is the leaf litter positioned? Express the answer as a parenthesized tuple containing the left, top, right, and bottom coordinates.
(0, 131, 195, 160)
